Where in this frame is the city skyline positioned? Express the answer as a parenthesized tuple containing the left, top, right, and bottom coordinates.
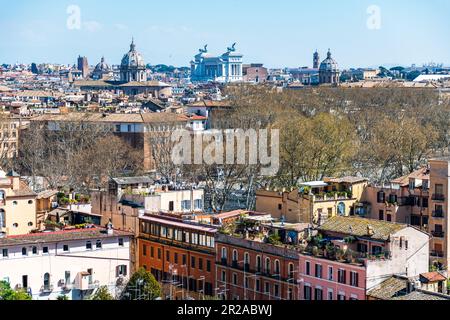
(1, 0, 449, 69)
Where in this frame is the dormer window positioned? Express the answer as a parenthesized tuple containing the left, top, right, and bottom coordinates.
(409, 179, 415, 190)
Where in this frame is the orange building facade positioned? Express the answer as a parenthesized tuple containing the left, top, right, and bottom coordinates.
(138, 214, 217, 299)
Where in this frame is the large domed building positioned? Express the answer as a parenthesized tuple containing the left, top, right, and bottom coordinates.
(92, 56, 112, 80)
(120, 39, 146, 82)
(319, 49, 340, 85)
(74, 39, 172, 98)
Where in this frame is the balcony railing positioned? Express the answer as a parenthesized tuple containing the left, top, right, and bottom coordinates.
(88, 280, 100, 290)
(221, 258, 227, 266)
(432, 194, 446, 201)
(40, 285, 54, 293)
(432, 211, 445, 218)
(62, 283, 73, 290)
(431, 250, 445, 258)
(432, 231, 445, 238)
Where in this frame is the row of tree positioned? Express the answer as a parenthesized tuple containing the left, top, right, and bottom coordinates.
(11, 121, 143, 193)
(6, 86, 449, 211)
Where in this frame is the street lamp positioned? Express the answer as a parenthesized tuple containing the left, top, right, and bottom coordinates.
(245, 273, 260, 300)
(286, 270, 302, 300)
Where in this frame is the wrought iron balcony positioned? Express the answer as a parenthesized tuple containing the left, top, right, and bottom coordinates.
(432, 231, 445, 238)
(431, 250, 444, 258)
(432, 211, 445, 218)
(432, 194, 446, 201)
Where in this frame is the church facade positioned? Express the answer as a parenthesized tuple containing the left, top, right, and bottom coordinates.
(190, 44, 243, 83)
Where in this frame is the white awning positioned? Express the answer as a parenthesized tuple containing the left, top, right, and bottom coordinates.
(300, 181, 328, 188)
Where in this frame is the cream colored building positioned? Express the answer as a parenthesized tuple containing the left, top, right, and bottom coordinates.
(0, 116, 29, 159)
(428, 158, 450, 270)
(361, 158, 450, 272)
(0, 226, 132, 300)
(0, 171, 37, 236)
(144, 188, 204, 213)
(255, 177, 368, 225)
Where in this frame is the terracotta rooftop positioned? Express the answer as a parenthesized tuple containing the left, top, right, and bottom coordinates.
(188, 100, 232, 108)
(420, 272, 447, 283)
(318, 216, 408, 241)
(31, 112, 189, 124)
(368, 276, 450, 300)
(367, 276, 408, 300)
(391, 291, 450, 300)
(213, 210, 248, 220)
(391, 167, 429, 187)
(324, 176, 368, 184)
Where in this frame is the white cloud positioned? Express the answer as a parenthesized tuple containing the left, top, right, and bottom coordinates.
(83, 21, 103, 32)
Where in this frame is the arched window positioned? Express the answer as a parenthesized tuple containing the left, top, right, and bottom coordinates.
(232, 250, 238, 263)
(221, 247, 227, 259)
(44, 273, 50, 289)
(244, 252, 250, 271)
(0, 209, 5, 228)
(274, 260, 280, 275)
(288, 263, 295, 280)
(265, 258, 271, 275)
(256, 255, 262, 273)
(337, 202, 346, 216)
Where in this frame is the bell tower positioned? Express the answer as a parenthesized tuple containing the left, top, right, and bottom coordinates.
(313, 50, 320, 69)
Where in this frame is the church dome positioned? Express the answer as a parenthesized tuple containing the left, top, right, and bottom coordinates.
(94, 57, 111, 72)
(121, 39, 145, 68)
(319, 49, 339, 72)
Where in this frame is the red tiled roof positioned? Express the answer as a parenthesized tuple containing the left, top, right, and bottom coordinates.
(420, 272, 447, 283)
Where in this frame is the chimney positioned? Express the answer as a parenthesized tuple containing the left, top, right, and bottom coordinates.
(6, 171, 20, 190)
(367, 225, 375, 236)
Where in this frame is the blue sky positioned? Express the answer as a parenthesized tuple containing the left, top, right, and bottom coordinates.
(1, 0, 449, 68)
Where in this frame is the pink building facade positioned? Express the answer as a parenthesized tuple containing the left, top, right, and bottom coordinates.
(299, 255, 366, 300)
